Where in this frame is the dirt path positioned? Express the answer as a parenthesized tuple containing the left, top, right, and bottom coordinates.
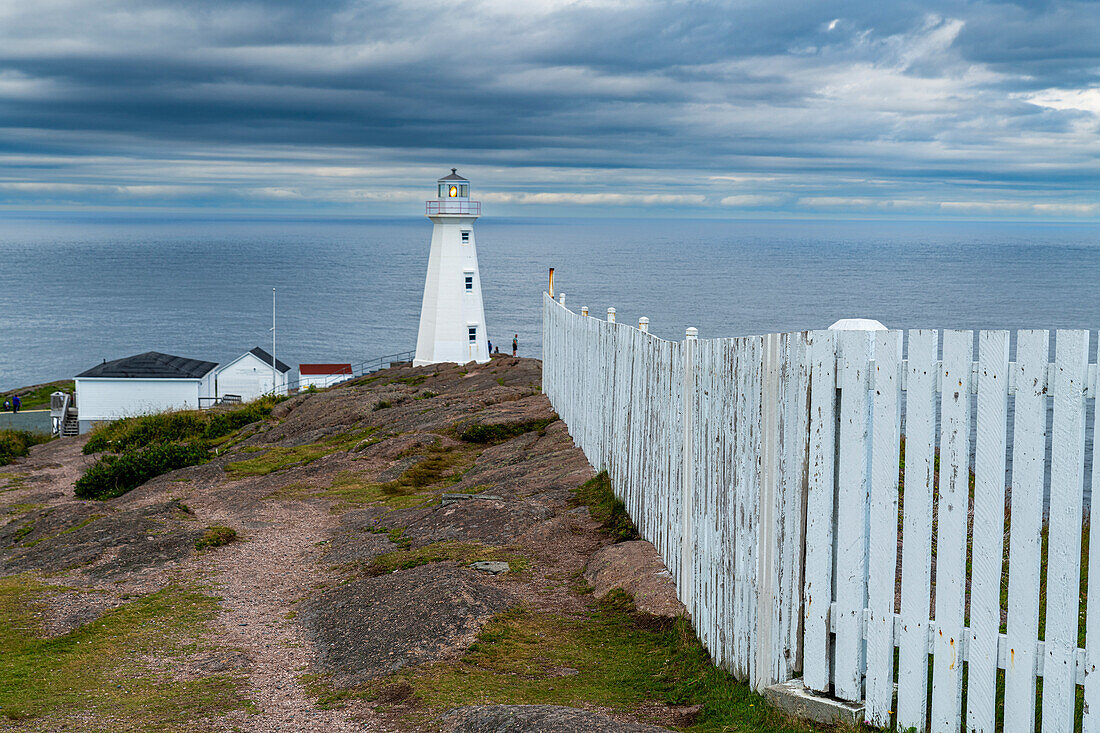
(196, 499, 383, 732)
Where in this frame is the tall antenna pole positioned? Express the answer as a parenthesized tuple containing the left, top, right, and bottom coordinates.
(272, 287, 276, 395)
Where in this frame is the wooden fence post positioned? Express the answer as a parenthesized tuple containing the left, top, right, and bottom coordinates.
(680, 326, 697, 607)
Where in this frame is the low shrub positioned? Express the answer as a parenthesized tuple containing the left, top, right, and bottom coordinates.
(0, 430, 51, 467)
(83, 396, 283, 454)
(74, 443, 209, 500)
(195, 526, 237, 551)
(373, 400, 393, 411)
(460, 417, 555, 444)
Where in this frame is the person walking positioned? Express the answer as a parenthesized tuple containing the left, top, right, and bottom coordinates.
(487, 339, 493, 356)
(12, 394, 20, 414)
(512, 334, 518, 357)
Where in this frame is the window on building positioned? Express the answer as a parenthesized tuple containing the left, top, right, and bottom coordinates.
(464, 273, 474, 291)
(468, 326, 477, 343)
(461, 230, 470, 243)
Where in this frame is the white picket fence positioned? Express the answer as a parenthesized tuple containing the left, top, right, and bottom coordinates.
(542, 293, 1100, 733)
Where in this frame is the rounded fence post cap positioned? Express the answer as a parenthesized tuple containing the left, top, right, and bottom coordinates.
(685, 327, 698, 340)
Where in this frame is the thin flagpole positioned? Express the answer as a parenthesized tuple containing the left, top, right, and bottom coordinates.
(272, 287, 276, 394)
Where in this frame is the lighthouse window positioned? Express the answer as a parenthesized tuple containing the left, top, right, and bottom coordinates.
(464, 274, 474, 291)
(461, 231, 470, 244)
(468, 326, 477, 342)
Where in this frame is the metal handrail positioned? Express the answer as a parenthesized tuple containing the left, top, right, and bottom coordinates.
(286, 349, 416, 392)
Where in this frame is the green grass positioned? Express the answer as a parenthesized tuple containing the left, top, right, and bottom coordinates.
(573, 471, 639, 542)
(365, 541, 528, 575)
(224, 426, 378, 478)
(459, 417, 556, 444)
(0, 575, 252, 728)
(264, 443, 475, 511)
(195, 526, 237, 551)
(19, 515, 104, 549)
(225, 443, 340, 478)
(0, 473, 28, 492)
(0, 430, 52, 467)
(0, 381, 74, 411)
(2, 502, 42, 517)
(306, 590, 822, 732)
(387, 375, 427, 387)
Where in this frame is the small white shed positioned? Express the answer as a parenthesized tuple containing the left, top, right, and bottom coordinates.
(216, 347, 291, 401)
(74, 351, 218, 434)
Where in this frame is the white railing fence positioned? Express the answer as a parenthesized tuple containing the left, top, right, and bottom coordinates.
(542, 293, 1100, 733)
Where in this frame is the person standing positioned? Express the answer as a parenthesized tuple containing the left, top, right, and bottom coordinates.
(12, 394, 20, 414)
(488, 339, 493, 356)
(512, 334, 518, 357)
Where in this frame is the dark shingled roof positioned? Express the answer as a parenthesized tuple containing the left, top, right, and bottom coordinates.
(249, 347, 291, 373)
(76, 351, 218, 379)
(438, 168, 468, 182)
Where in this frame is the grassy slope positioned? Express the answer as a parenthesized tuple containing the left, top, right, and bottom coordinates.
(0, 575, 252, 730)
(0, 381, 74, 411)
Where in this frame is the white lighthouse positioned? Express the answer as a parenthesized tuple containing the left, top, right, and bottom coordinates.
(414, 169, 490, 366)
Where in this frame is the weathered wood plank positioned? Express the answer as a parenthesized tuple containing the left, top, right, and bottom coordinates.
(897, 328, 938, 732)
(1084, 331, 1100, 732)
(865, 329, 902, 726)
(966, 330, 1009, 733)
(931, 330, 973, 733)
(1041, 329, 1089, 733)
(780, 332, 810, 678)
(803, 329, 837, 693)
(1004, 330, 1049, 733)
(757, 332, 781, 689)
(833, 328, 871, 701)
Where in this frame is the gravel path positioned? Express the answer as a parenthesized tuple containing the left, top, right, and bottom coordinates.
(195, 499, 385, 732)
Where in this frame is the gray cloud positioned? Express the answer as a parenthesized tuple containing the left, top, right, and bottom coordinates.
(0, 0, 1097, 217)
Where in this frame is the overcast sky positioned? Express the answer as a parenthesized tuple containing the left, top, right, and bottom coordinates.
(1, 0, 1098, 219)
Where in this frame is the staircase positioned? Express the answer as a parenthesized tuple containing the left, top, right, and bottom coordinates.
(61, 409, 79, 437)
(51, 391, 79, 437)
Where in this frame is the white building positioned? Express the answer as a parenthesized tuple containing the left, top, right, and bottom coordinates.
(216, 347, 291, 401)
(74, 351, 218, 434)
(298, 363, 353, 390)
(414, 169, 490, 366)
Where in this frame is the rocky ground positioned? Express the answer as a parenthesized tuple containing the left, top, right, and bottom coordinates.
(0, 358, 813, 733)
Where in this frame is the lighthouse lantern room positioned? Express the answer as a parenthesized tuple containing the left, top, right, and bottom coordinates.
(414, 169, 490, 366)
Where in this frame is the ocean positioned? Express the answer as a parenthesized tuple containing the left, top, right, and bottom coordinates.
(1, 215, 1099, 392)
